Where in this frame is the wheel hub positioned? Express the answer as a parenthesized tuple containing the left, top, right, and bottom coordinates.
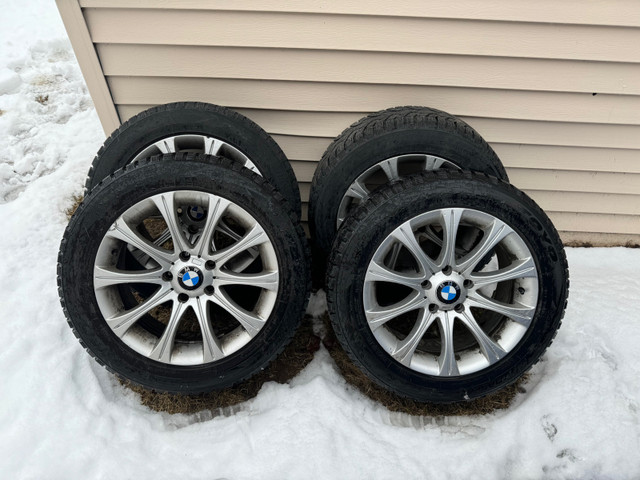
(425, 271, 468, 311)
(169, 255, 214, 297)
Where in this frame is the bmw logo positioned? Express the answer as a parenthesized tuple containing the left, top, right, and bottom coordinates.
(178, 266, 203, 290)
(187, 205, 206, 221)
(437, 281, 461, 304)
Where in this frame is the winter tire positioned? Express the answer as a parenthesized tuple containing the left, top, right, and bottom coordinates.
(309, 106, 508, 254)
(327, 170, 568, 403)
(59, 154, 310, 394)
(85, 102, 301, 218)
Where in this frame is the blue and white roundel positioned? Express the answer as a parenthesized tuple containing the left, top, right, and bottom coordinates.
(441, 285, 458, 301)
(188, 205, 205, 220)
(437, 281, 461, 304)
(182, 271, 200, 287)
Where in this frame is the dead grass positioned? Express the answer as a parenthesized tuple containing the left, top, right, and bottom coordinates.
(65, 194, 83, 219)
(322, 314, 527, 416)
(122, 317, 320, 415)
(0, 109, 5, 116)
(35, 94, 49, 105)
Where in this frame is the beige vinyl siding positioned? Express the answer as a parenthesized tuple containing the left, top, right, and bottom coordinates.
(59, 1, 640, 245)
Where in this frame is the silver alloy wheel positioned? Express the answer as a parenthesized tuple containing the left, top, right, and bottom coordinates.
(363, 208, 539, 377)
(336, 154, 455, 227)
(132, 134, 261, 174)
(93, 190, 279, 366)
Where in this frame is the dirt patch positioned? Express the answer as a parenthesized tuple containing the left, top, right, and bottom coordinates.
(322, 315, 527, 416)
(123, 317, 320, 415)
(35, 94, 49, 105)
(0, 109, 5, 116)
(65, 194, 83, 219)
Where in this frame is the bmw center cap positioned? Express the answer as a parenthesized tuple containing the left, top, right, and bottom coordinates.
(188, 205, 206, 221)
(437, 281, 461, 304)
(178, 266, 203, 290)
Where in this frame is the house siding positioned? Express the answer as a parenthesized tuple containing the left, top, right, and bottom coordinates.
(58, 0, 640, 244)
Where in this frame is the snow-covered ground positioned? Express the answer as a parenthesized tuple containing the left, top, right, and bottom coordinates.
(1, 2, 640, 479)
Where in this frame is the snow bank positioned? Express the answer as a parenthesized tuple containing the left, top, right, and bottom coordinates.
(1, 1, 640, 479)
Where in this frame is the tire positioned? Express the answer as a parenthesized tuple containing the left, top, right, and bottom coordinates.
(85, 102, 301, 219)
(327, 170, 568, 403)
(59, 153, 310, 394)
(309, 106, 508, 254)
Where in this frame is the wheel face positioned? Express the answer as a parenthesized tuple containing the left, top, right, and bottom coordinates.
(94, 190, 279, 366)
(85, 102, 301, 219)
(131, 133, 261, 175)
(336, 153, 455, 227)
(327, 171, 568, 403)
(309, 106, 509, 254)
(363, 208, 538, 377)
(60, 154, 310, 393)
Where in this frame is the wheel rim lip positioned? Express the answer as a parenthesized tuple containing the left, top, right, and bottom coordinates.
(335, 153, 456, 229)
(93, 190, 280, 366)
(362, 207, 539, 377)
(131, 133, 262, 174)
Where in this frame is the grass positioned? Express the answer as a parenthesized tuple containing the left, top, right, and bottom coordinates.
(123, 317, 320, 415)
(321, 315, 528, 417)
(65, 194, 83, 219)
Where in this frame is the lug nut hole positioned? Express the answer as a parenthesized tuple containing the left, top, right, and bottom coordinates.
(162, 271, 173, 281)
(179, 251, 191, 261)
(205, 260, 216, 270)
(429, 304, 438, 313)
(442, 266, 453, 275)
(463, 279, 473, 289)
(421, 280, 432, 289)
(454, 304, 465, 313)
(177, 293, 189, 303)
(204, 285, 215, 296)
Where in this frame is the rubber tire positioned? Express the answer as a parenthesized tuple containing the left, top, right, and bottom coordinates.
(327, 170, 568, 403)
(309, 106, 508, 254)
(59, 153, 310, 394)
(85, 102, 302, 219)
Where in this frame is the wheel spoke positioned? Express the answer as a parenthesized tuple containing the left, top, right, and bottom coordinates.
(93, 266, 164, 289)
(366, 259, 423, 290)
(391, 222, 438, 277)
(457, 219, 513, 275)
(379, 156, 400, 181)
(391, 310, 435, 366)
(148, 299, 184, 362)
(466, 293, 535, 327)
(425, 155, 446, 170)
(193, 196, 230, 257)
(344, 179, 369, 201)
(211, 289, 266, 337)
(152, 228, 172, 247)
(192, 297, 225, 362)
(469, 256, 537, 288)
(152, 192, 188, 253)
(204, 137, 225, 156)
(436, 208, 463, 269)
(155, 136, 176, 154)
(437, 311, 460, 376)
(107, 218, 175, 268)
(216, 270, 279, 291)
(459, 310, 507, 365)
(106, 287, 173, 337)
(212, 222, 268, 267)
(365, 291, 427, 330)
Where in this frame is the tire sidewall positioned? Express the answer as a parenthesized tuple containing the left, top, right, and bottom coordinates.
(331, 174, 567, 402)
(88, 104, 301, 218)
(313, 128, 506, 252)
(62, 159, 308, 393)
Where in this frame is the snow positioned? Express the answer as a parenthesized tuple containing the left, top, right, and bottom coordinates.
(1, 1, 640, 479)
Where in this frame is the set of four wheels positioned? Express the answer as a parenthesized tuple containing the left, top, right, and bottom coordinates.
(58, 102, 568, 403)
